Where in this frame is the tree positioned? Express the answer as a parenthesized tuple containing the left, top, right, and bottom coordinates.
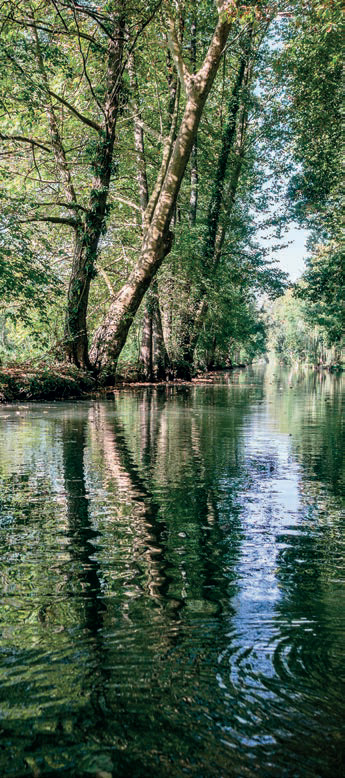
(3, 1, 340, 377)
(176, 25, 257, 375)
(128, 50, 171, 381)
(278, 0, 344, 353)
(0, 0, 158, 367)
(89, 0, 236, 378)
(152, 11, 287, 376)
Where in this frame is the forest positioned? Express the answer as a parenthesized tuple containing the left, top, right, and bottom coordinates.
(1, 4, 344, 775)
(0, 0, 343, 399)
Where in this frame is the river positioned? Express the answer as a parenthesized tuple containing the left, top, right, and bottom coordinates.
(0, 367, 344, 777)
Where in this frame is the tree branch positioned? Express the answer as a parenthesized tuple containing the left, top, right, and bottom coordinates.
(32, 201, 88, 212)
(71, 5, 106, 116)
(31, 15, 80, 212)
(98, 267, 115, 297)
(113, 195, 141, 212)
(166, 10, 191, 96)
(47, 89, 102, 133)
(58, 1, 120, 42)
(18, 216, 78, 227)
(2, 14, 107, 48)
(195, 2, 231, 95)
(127, 107, 162, 142)
(0, 132, 51, 153)
(126, 0, 164, 61)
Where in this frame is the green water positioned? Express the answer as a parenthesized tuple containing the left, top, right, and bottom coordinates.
(0, 367, 344, 777)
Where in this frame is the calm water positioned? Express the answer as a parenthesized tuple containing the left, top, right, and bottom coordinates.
(0, 367, 344, 777)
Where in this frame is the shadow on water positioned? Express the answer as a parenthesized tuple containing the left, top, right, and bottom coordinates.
(60, 416, 117, 751)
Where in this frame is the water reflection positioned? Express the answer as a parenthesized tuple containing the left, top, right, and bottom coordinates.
(0, 368, 344, 776)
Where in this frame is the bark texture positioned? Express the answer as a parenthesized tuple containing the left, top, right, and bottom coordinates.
(139, 280, 170, 380)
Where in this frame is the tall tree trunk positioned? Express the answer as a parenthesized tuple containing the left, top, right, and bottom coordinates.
(139, 280, 170, 381)
(64, 8, 126, 368)
(182, 128, 247, 366)
(140, 293, 154, 380)
(206, 335, 218, 370)
(189, 141, 198, 227)
(152, 282, 170, 379)
(89, 6, 232, 379)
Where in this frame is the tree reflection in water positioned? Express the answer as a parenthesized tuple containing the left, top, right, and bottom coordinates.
(0, 369, 344, 776)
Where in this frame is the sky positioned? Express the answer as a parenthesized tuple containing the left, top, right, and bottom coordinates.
(258, 221, 310, 285)
(274, 226, 309, 282)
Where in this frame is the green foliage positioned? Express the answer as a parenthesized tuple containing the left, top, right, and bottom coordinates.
(269, 288, 343, 365)
(295, 243, 345, 347)
(0, 0, 342, 376)
(0, 205, 62, 322)
(276, 0, 344, 349)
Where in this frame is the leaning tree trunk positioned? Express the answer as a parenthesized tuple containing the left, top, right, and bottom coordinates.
(175, 47, 249, 379)
(89, 5, 232, 380)
(178, 30, 255, 373)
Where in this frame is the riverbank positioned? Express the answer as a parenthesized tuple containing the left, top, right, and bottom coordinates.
(0, 364, 96, 403)
(1, 360, 342, 403)
(0, 362, 234, 403)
